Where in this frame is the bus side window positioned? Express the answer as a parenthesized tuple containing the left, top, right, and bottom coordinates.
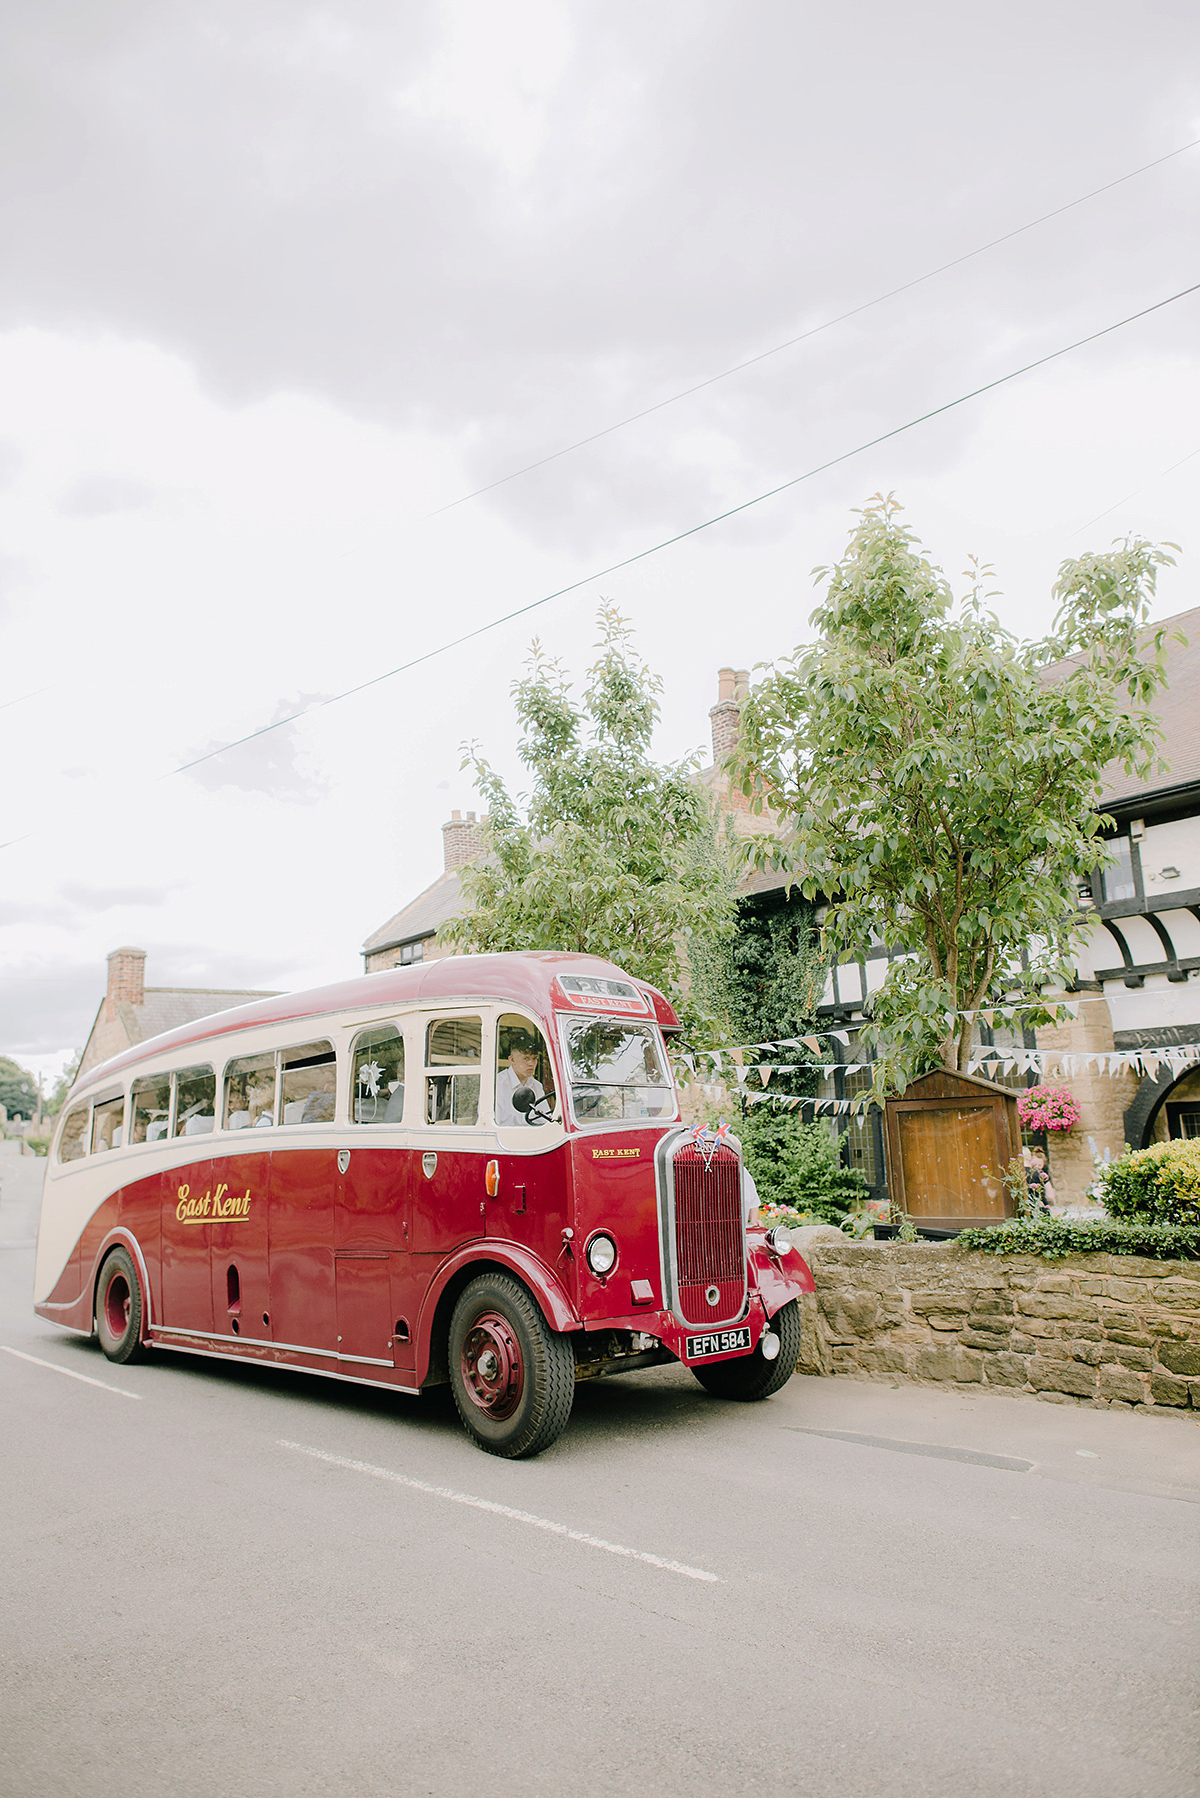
(173, 1064, 216, 1137)
(425, 1017, 481, 1126)
(224, 1052, 277, 1130)
(131, 1073, 172, 1143)
(496, 1014, 557, 1127)
(91, 1095, 126, 1153)
(280, 1040, 337, 1125)
(58, 1104, 89, 1164)
(351, 1025, 405, 1124)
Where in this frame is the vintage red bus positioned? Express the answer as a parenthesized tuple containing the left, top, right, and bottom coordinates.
(34, 951, 814, 1456)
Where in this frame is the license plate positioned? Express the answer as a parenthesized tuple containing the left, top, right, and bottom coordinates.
(686, 1325, 752, 1360)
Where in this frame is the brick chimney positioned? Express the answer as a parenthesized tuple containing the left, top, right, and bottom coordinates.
(105, 946, 147, 1020)
(442, 809, 489, 871)
(709, 667, 750, 767)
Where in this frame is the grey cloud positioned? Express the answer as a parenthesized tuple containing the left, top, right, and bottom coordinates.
(0, 3, 1197, 556)
(0, 943, 297, 1058)
(58, 474, 162, 517)
(181, 692, 331, 801)
(57, 880, 175, 912)
(0, 961, 102, 1057)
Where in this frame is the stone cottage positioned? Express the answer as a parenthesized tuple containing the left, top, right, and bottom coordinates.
(77, 947, 279, 1080)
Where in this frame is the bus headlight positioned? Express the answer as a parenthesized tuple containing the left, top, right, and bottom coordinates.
(767, 1226, 791, 1257)
(586, 1233, 618, 1276)
(760, 1330, 781, 1361)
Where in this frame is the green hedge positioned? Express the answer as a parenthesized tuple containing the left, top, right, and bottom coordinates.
(1090, 1141, 1200, 1226)
(956, 1218, 1200, 1261)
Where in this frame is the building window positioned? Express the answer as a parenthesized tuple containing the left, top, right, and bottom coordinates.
(394, 941, 424, 967)
(1102, 838, 1137, 903)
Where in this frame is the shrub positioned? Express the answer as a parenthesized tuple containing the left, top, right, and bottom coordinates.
(957, 1218, 1200, 1260)
(739, 1109, 869, 1226)
(1016, 1085, 1081, 1133)
(1092, 1141, 1200, 1226)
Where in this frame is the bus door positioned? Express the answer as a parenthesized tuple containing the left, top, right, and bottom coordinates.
(266, 1040, 338, 1356)
(491, 1015, 571, 1274)
(342, 1022, 415, 1371)
(152, 1065, 219, 1335)
(412, 1014, 487, 1264)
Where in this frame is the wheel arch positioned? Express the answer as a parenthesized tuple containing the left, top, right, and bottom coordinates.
(415, 1243, 580, 1388)
(91, 1229, 154, 1340)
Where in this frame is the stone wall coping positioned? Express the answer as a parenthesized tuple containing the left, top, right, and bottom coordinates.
(796, 1237, 1199, 1283)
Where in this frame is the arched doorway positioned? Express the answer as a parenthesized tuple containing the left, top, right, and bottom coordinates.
(1123, 1058, 1200, 1147)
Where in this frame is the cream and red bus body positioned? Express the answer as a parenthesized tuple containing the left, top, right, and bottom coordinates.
(35, 952, 814, 1402)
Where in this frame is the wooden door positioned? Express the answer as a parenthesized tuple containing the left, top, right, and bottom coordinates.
(897, 1104, 1007, 1220)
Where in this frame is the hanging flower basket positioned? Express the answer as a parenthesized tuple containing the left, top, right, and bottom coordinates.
(1017, 1085, 1081, 1134)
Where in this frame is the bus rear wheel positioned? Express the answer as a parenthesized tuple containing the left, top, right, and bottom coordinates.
(449, 1272, 574, 1459)
(692, 1299, 802, 1402)
(95, 1246, 146, 1364)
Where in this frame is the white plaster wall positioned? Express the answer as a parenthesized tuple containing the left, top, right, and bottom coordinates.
(1139, 818, 1200, 894)
(1104, 973, 1200, 1037)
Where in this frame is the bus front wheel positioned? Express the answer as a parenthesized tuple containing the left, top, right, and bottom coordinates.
(449, 1272, 574, 1459)
(95, 1246, 146, 1364)
(692, 1299, 802, 1402)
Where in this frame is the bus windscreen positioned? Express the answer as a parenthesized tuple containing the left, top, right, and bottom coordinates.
(560, 1018, 673, 1122)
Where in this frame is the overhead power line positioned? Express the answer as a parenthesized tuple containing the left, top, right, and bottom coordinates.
(425, 134, 1200, 519)
(1069, 444, 1200, 536)
(164, 277, 1200, 784)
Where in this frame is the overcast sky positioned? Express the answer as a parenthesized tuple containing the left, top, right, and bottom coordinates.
(2, 0, 1199, 1084)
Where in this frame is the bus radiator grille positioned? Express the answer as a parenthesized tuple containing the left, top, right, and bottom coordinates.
(672, 1144, 744, 1326)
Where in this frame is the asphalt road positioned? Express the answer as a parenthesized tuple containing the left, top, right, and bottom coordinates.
(2, 1150, 1199, 1798)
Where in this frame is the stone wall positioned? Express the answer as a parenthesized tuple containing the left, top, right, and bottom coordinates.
(793, 1228, 1200, 1412)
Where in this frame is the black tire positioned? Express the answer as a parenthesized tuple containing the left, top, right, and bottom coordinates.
(448, 1272, 575, 1458)
(95, 1246, 146, 1364)
(692, 1299, 802, 1402)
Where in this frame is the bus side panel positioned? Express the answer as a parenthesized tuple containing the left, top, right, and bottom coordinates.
(212, 1150, 273, 1344)
(120, 1168, 163, 1324)
(338, 1146, 413, 1371)
(161, 1160, 215, 1335)
(269, 1147, 336, 1354)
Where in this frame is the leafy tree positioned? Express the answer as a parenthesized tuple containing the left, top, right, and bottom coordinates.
(694, 888, 866, 1221)
(443, 607, 738, 1031)
(736, 495, 1176, 1090)
(0, 1056, 38, 1121)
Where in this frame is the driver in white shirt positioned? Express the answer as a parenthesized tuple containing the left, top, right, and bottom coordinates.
(496, 1030, 547, 1125)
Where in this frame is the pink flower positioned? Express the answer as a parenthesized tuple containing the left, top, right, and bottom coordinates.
(1017, 1085, 1081, 1133)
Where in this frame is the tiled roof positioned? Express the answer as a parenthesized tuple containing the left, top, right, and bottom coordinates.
(124, 987, 279, 1042)
(1097, 604, 1200, 806)
(1039, 604, 1200, 806)
(362, 869, 463, 954)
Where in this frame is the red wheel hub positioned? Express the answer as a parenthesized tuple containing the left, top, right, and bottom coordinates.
(104, 1272, 131, 1340)
(461, 1311, 523, 1420)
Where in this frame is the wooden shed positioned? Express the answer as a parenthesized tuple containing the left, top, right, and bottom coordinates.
(883, 1069, 1021, 1233)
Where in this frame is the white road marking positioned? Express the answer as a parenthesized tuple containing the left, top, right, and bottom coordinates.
(1, 1344, 142, 1399)
(279, 1440, 720, 1583)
